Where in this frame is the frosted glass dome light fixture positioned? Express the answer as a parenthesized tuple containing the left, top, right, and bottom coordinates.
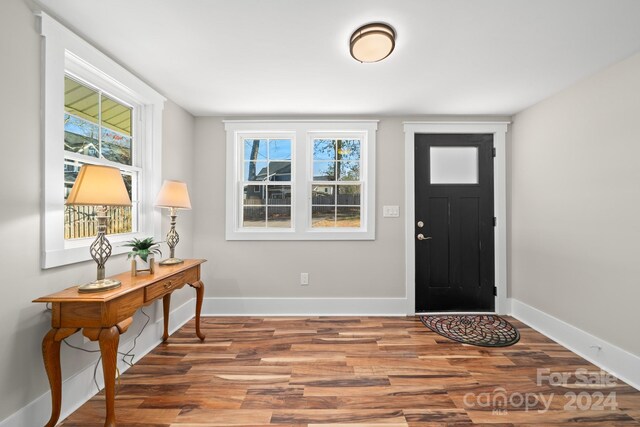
(350, 23, 396, 63)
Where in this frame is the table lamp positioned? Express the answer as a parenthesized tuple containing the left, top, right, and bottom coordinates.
(65, 164, 132, 293)
(155, 180, 191, 265)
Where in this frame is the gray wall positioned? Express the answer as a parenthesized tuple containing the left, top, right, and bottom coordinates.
(510, 52, 640, 356)
(0, 0, 195, 421)
(192, 116, 509, 300)
(5, 0, 639, 419)
(192, 117, 406, 299)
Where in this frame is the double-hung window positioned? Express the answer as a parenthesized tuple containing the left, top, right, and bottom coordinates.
(241, 135, 294, 229)
(226, 121, 377, 240)
(41, 12, 165, 268)
(311, 135, 362, 228)
(63, 75, 137, 239)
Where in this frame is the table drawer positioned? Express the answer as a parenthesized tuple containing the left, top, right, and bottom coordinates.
(144, 267, 198, 302)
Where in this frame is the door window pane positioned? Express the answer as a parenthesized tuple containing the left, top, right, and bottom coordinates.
(430, 146, 479, 184)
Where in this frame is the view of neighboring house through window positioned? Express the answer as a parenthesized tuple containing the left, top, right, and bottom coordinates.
(64, 75, 136, 239)
(242, 138, 292, 228)
(312, 139, 361, 228)
(226, 121, 375, 240)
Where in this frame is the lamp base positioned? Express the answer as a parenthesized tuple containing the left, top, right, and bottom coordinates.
(159, 257, 184, 266)
(77, 279, 122, 294)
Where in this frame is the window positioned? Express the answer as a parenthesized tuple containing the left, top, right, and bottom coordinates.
(225, 121, 377, 240)
(64, 76, 137, 239)
(41, 12, 165, 268)
(311, 138, 362, 228)
(242, 137, 293, 229)
(429, 146, 479, 184)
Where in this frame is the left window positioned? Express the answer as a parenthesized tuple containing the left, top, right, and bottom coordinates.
(241, 137, 293, 229)
(41, 13, 166, 268)
(64, 76, 136, 239)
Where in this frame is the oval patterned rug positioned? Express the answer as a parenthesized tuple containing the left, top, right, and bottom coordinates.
(420, 314, 520, 347)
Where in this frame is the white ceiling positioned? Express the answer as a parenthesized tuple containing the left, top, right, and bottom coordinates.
(38, 0, 640, 116)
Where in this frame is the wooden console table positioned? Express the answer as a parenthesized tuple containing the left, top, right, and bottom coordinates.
(33, 258, 207, 427)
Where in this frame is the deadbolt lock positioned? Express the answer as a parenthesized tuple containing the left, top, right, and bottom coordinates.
(417, 221, 424, 228)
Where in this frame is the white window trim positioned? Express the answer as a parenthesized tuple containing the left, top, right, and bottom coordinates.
(225, 120, 377, 240)
(235, 131, 297, 232)
(40, 12, 166, 269)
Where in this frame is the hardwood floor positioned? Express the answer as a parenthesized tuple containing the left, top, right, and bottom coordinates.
(61, 316, 640, 426)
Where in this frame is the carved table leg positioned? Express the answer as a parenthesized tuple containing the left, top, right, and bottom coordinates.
(189, 280, 206, 341)
(162, 293, 171, 342)
(42, 327, 79, 427)
(98, 326, 120, 427)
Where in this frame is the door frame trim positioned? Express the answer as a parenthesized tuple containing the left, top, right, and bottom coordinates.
(403, 122, 510, 315)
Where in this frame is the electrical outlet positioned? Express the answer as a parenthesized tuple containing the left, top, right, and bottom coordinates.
(300, 273, 309, 286)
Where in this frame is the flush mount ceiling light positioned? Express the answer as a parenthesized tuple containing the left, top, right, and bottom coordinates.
(350, 22, 396, 63)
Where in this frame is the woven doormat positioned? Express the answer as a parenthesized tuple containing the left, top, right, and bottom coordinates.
(420, 314, 520, 347)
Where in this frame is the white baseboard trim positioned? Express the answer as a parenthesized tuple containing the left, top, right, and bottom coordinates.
(14, 296, 636, 426)
(0, 298, 195, 427)
(509, 298, 640, 391)
(202, 297, 409, 316)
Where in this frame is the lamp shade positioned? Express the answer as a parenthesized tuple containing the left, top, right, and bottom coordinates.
(350, 23, 396, 63)
(66, 164, 132, 206)
(155, 180, 192, 209)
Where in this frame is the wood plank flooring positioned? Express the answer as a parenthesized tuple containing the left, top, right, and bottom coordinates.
(61, 316, 640, 426)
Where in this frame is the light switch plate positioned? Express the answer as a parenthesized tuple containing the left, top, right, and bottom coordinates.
(383, 205, 400, 217)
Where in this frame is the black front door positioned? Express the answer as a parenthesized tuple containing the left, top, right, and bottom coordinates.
(415, 134, 495, 312)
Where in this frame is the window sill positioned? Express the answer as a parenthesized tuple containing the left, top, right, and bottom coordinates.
(42, 232, 161, 269)
(226, 229, 375, 241)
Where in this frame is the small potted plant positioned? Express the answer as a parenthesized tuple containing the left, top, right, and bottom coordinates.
(123, 237, 162, 276)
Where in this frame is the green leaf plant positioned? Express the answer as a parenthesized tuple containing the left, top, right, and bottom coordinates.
(122, 237, 162, 263)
